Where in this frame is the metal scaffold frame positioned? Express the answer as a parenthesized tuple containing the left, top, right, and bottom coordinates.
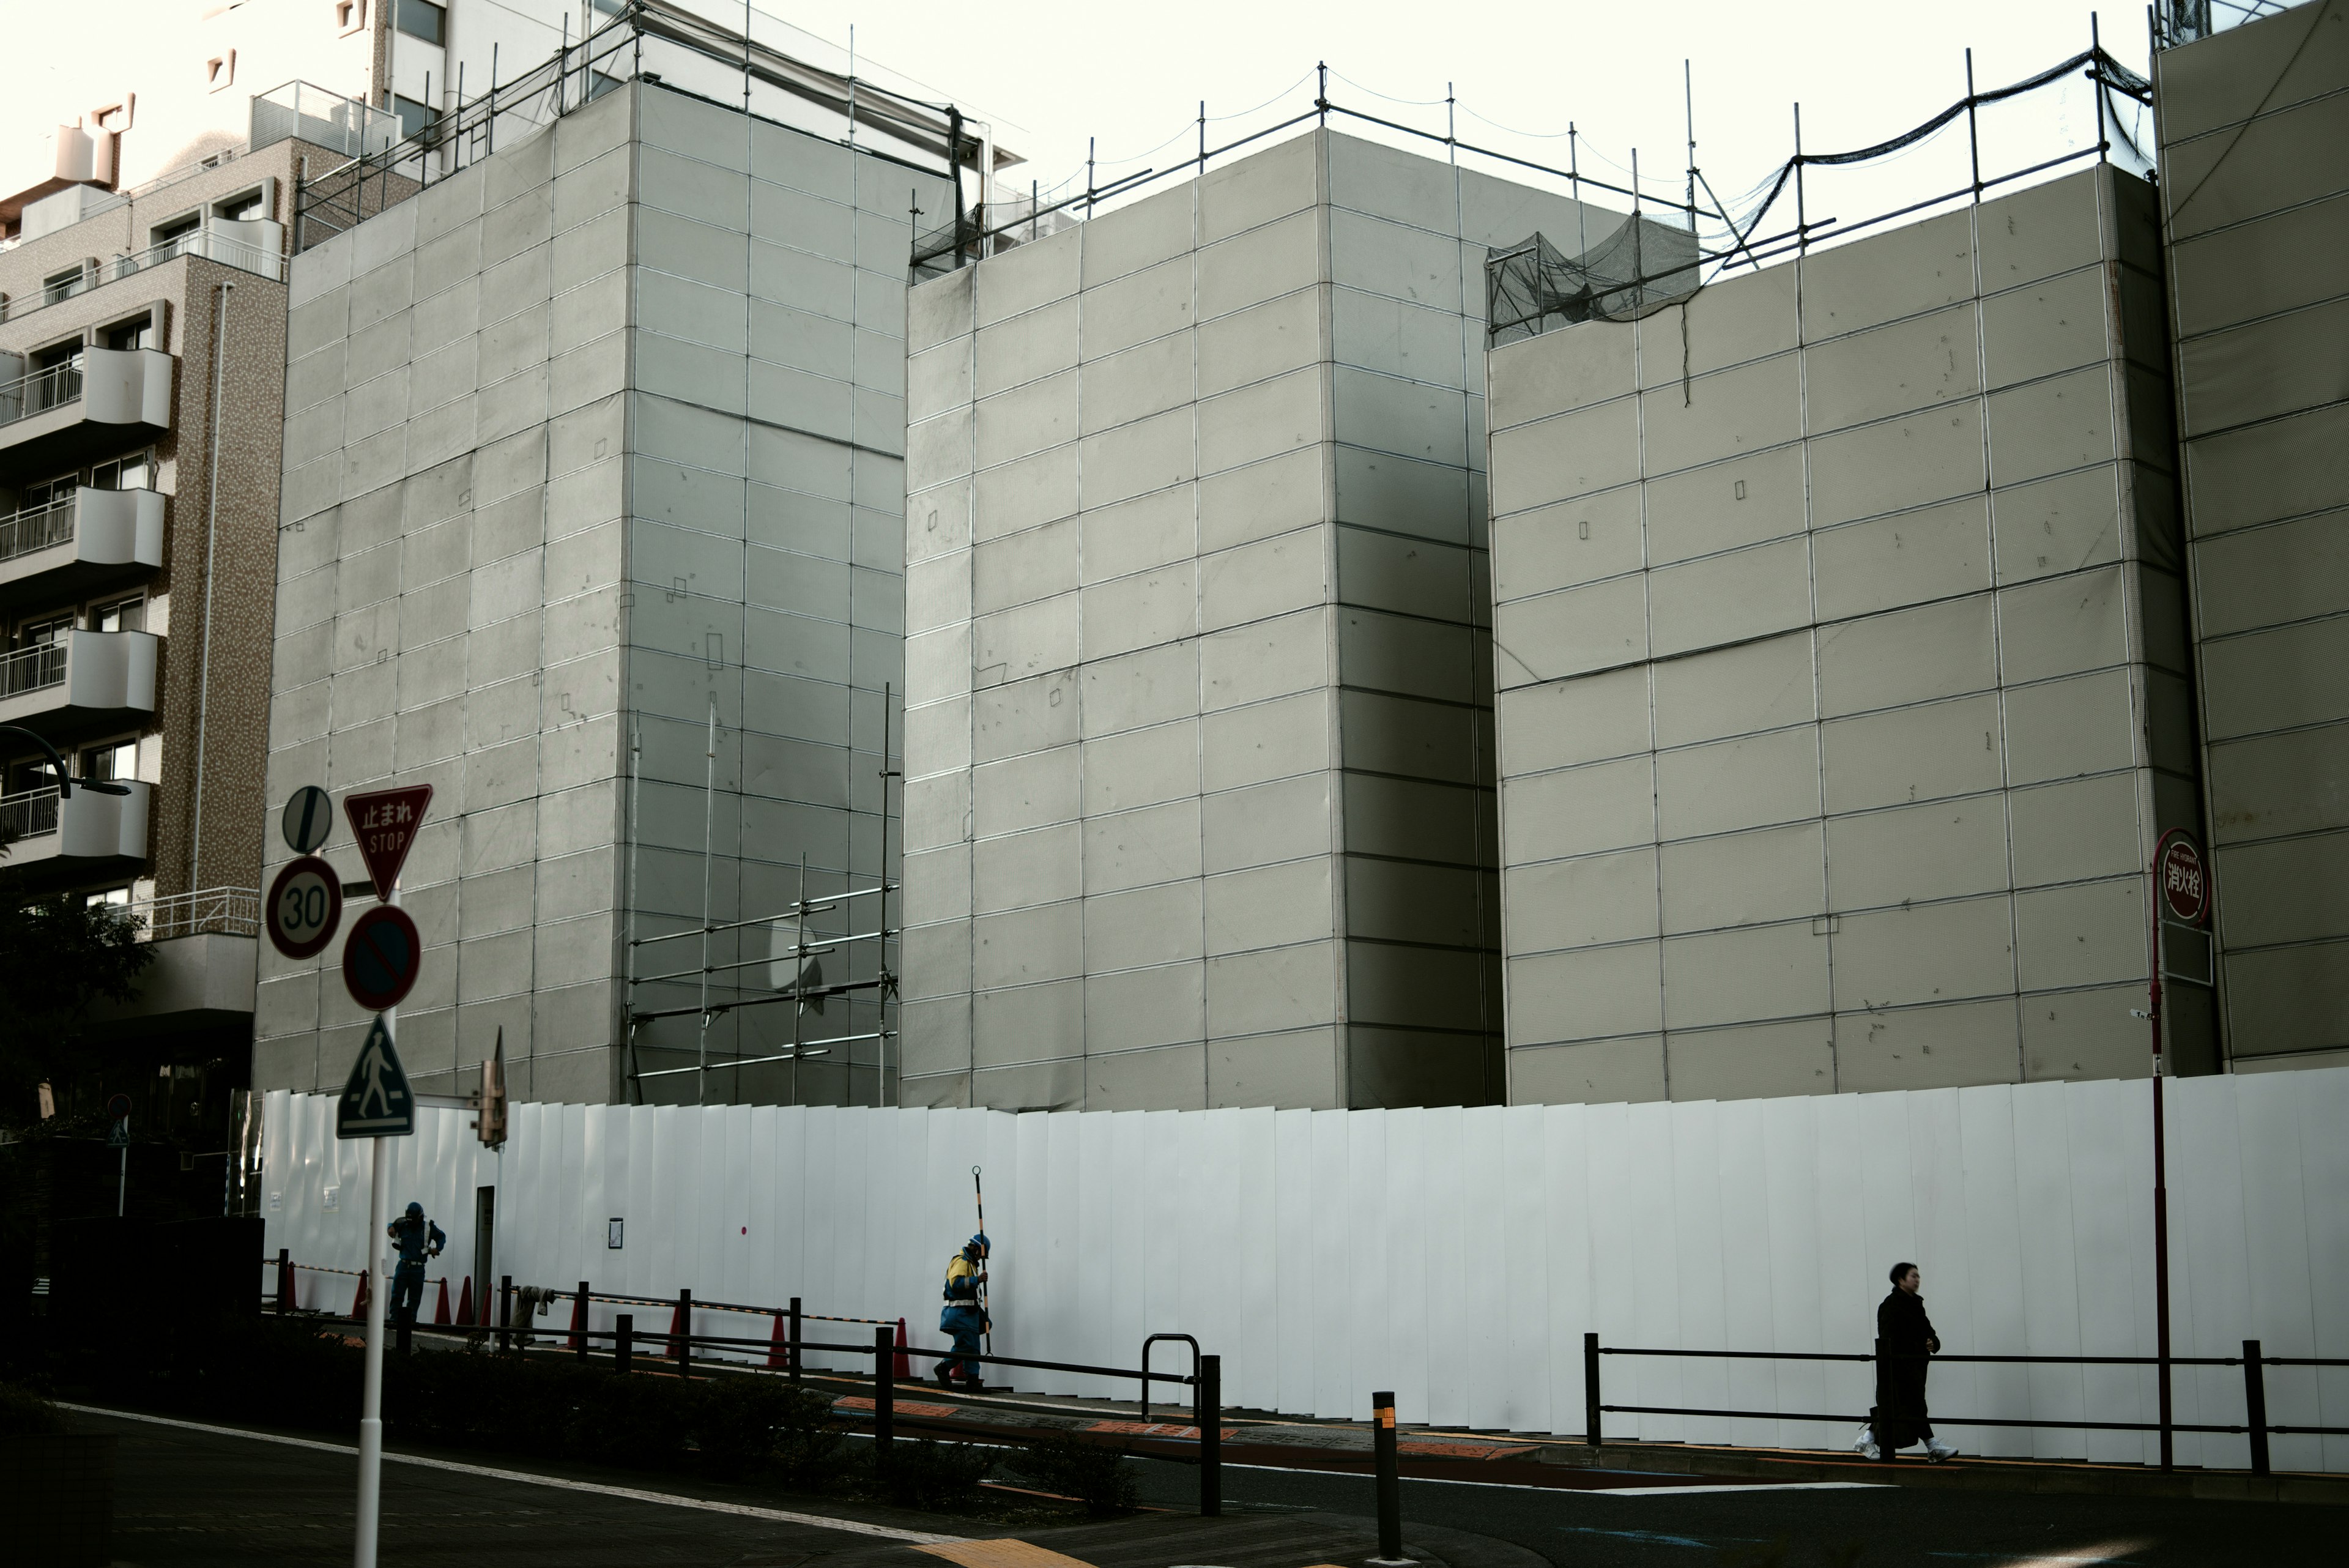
(622, 686, 903, 1108)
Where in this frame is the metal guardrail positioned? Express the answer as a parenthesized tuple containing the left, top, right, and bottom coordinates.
(0, 359, 83, 428)
(1583, 1332, 2349, 1477)
(135, 886, 260, 940)
(264, 1247, 1225, 1512)
(0, 786, 61, 842)
(0, 231, 283, 331)
(0, 641, 68, 697)
(0, 496, 76, 563)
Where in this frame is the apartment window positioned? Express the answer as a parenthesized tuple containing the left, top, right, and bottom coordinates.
(16, 614, 73, 648)
(206, 51, 237, 92)
(392, 95, 440, 143)
(82, 740, 136, 781)
(85, 886, 133, 908)
(105, 317, 155, 352)
(42, 267, 84, 307)
(7, 758, 61, 795)
(87, 451, 155, 491)
(591, 0, 625, 14)
(21, 473, 74, 508)
(395, 0, 444, 45)
(218, 189, 267, 221)
(151, 214, 200, 260)
(335, 0, 367, 34)
(93, 598, 145, 634)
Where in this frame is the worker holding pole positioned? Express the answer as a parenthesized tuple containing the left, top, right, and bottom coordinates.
(936, 1231, 990, 1389)
(385, 1202, 446, 1329)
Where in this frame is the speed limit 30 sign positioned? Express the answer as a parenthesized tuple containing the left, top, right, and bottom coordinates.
(266, 855, 344, 960)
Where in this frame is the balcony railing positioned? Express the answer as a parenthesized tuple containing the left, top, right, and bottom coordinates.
(0, 359, 84, 427)
(0, 641, 67, 698)
(0, 227, 284, 329)
(0, 495, 76, 563)
(130, 885, 261, 940)
(0, 786, 61, 844)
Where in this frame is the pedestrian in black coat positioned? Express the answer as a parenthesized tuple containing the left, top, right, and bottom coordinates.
(1868, 1262, 1957, 1462)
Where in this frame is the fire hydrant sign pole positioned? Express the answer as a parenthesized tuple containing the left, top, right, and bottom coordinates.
(338, 783, 430, 1568)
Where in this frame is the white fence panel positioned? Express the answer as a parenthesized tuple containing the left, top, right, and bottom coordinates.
(258, 1065, 2349, 1468)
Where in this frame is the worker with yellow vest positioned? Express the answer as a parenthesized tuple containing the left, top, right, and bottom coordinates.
(936, 1232, 990, 1389)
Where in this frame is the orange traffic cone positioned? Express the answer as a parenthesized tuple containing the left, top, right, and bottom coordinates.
(894, 1318, 912, 1379)
(455, 1274, 474, 1326)
(768, 1311, 791, 1370)
(350, 1268, 370, 1322)
(433, 1277, 452, 1326)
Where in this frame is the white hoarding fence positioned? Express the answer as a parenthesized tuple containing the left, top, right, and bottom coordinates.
(261, 1066, 2349, 1472)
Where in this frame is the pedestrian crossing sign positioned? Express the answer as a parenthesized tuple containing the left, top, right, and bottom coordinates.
(337, 1014, 415, 1139)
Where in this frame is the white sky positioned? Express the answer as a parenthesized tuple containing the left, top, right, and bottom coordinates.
(774, 0, 2162, 240)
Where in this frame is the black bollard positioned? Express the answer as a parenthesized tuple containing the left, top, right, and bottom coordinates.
(1372, 1390, 1406, 1561)
(874, 1325, 895, 1463)
(1197, 1353, 1222, 1517)
(788, 1296, 802, 1383)
(615, 1313, 633, 1374)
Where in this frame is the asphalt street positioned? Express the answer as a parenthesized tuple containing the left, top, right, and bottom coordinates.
(70, 1406, 2344, 1568)
(1123, 1451, 2347, 1567)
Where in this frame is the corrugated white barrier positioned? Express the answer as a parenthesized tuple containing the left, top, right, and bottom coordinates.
(260, 1068, 2348, 1472)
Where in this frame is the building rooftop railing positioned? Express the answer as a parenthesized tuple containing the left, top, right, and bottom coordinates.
(0, 494, 77, 563)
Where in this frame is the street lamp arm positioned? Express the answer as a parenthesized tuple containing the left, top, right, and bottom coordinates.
(0, 724, 132, 797)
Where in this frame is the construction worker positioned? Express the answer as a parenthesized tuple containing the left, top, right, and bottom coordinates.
(385, 1201, 446, 1329)
(936, 1232, 989, 1389)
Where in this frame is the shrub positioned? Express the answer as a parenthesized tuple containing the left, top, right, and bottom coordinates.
(0, 1380, 65, 1435)
(1000, 1428, 1138, 1515)
(866, 1438, 993, 1510)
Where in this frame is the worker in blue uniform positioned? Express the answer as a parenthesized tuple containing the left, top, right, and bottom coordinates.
(386, 1201, 446, 1328)
(936, 1232, 990, 1389)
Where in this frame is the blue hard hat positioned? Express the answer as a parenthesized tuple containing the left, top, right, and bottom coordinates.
(969, 1232, 990, 1252)
(406, 1202, 424, 1217)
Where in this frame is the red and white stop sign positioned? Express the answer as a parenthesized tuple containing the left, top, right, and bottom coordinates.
(2156, 830, 2209, 927)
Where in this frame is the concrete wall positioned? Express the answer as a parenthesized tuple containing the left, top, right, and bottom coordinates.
(1486, 166, 2207, 1105)
(259, 81, 949, 1105)
(2156, 0, 2349, 1072)
(259, 1061, 2349, 1470)
(897, 129, 1613, 1111)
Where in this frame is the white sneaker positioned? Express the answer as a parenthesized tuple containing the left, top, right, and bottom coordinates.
(1926, 1438, 1958, 1462)
(1852, 1425, 1874, 1455)
(1861, 1440, 1882, 1460)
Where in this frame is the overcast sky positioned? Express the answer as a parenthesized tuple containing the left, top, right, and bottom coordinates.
(772, 0, 2158, 225)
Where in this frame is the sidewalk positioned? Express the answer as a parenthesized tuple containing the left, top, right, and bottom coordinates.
(803, 1371, 2349, 1507)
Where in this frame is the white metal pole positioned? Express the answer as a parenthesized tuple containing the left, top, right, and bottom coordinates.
(354, 880, 398, 1568)
(355, 1134, 387, 1567)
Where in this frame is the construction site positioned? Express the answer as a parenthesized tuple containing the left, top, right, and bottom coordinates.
(5, 1, 2347, 1564)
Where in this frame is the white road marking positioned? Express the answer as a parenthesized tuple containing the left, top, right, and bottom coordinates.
(1215, 1460, 1888, 1495)
(1592, 1482, 1894, 1496)
(58, 1402, 962, 1544)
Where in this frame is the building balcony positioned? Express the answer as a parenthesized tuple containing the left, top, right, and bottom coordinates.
(0, 347, 173, 474)
(84, 887, 261, 1039)
(0, 488, 165, 612)
(0, 628, 159, 741)
(0, 778, 149, 872)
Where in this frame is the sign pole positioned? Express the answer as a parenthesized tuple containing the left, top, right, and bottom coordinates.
(355, 879, 399, 1568)
(355, 1132, 388, 1568)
